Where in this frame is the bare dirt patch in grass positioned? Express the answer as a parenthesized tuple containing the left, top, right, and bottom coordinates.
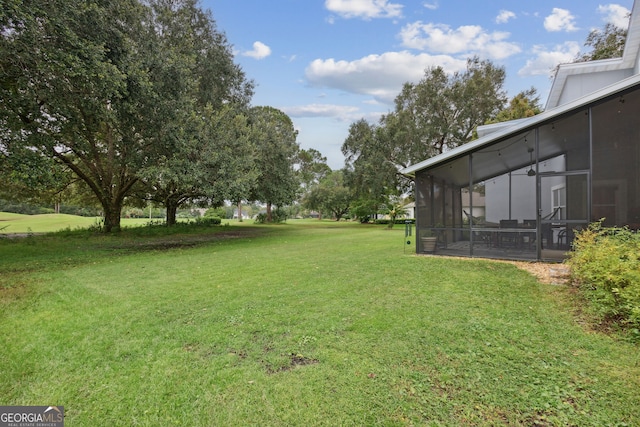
(266, 353, 319, 374)
(113, 231, 258, 252)
(509, 261, 571, 285)
(420, 254, 572, 285)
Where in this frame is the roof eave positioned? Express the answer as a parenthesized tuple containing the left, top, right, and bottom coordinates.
(401, 73, 640, 177)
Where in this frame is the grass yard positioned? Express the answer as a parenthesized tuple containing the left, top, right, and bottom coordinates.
(1, 219, 639, 426)
(0, 212, 158, 234)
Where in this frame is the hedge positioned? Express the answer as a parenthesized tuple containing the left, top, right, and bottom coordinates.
(566, 222, 640, 340)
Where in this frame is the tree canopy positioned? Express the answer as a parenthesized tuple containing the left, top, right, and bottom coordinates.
(486, 87, 542, 124)
(2, 0, 147, 231)
(303, 170, 352, 221)
(1, 0, 253, 231)
(297, 148, 331, 190)
(248, 106, 300, 222)
(342, 57, 507, 204)
(576, 22, 628, 62)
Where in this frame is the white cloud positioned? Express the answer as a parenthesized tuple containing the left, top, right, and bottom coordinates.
(518, 41, 581, 76)
(496, 10, 516, 24)
(398, 22, 521, 60)
(242, 41, 271, 59)
(283, 104, 360, 119)
(544, 8, 578, 32)
(305, 51, 467, 104)
(324, 0, 403, 20)
(598, 4, 631, 29)
(423, 2, 438, 10)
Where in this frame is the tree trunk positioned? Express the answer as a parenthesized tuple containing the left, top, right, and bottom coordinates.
(102, 202, 123, 232)
(166, 200, 178, 226)
(266, 202, 272, 223)
(237, 200, 243, 222)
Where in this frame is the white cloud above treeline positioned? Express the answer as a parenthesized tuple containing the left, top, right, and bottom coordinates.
(324, 0, 403, 20)
(282, 104, 360, 119)
(398, 22, 521, 59)
(242, 41, 271, 60)
(598, 4, 631, 28)
(544, 8, 578, 32)
(305, 51, 467, 104)
(518, 41, 581, 76)
(297, 2, 633, 121)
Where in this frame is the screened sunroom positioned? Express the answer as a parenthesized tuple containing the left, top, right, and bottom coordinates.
(402, 76, 640, 262)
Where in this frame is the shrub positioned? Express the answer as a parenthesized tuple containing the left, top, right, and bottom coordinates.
(204, 208, 225, 219)
(254, 208, 288, 224)
(375, 219, 415, 225)
(60, 205, 101, 217)
(0, 200, 52, 215)
(567, 221, 640, 338)
(194, 216, 221, 226)
(271, 208, 288, 223)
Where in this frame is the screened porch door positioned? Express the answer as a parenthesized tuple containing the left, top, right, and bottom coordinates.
(538, 171, 590, 261)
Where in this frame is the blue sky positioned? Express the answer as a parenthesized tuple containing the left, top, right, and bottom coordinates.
(203, 0, 633, 168)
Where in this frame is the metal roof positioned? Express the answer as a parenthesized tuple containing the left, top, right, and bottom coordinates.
(401, 72, 640, 177)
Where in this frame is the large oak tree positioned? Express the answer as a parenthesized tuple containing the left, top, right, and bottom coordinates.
(1, 0, 158, 231)
(342, 57, 506, 204)
(248, 106, 300, 222)
(136, 0, 253, 226)
(1, 0, 252, 231)
(303, 170, 351, 221)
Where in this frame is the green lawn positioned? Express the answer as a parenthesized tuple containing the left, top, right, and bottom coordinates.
(0, 212, 157, 234)
(1, 219, 639, 426)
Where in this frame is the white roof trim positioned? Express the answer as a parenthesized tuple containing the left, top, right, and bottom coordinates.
(546, 0, 640, 109)
(476, 118, 529, 138)
(401, 73, 640, 176)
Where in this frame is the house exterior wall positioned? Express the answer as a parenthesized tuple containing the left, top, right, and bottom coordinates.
(558, 70, 634, 106)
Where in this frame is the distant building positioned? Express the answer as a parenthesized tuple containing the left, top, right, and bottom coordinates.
(403, 202, 415, 220)
(233, 209, 250, 220)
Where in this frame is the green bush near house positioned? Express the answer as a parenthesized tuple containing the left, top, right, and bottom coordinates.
(567, 221, 640, 339)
